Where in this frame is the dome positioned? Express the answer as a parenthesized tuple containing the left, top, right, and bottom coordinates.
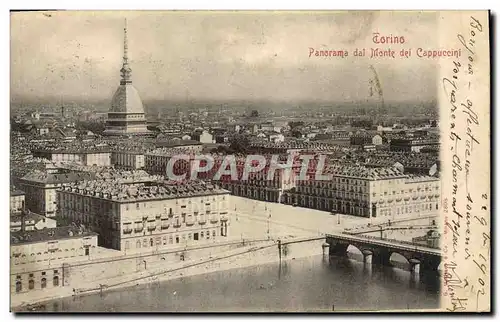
(110, 84, 145, 114)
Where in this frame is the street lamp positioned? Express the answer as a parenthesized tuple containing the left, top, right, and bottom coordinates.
(267, 208, 271, 240)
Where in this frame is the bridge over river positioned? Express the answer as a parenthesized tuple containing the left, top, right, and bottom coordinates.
(325, 233, 442, 274)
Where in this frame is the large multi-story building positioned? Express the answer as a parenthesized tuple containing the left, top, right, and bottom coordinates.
(282, 165, 440, 218)
(218, 159, 299, 203)
(389, 138, 440, 152)
(362, 152, 439, 176)
(111, 150, 145, 170)
(248, 141, 337, 155)
(10, 226, 98, 294)
(57, 179, 230, 251)
(32, 148, 112, 167)
(155, 139, 203, 153)
(145, 149, 302, 203)
(350, 134, 383, 146)
(144, 148, 194, 176)
(19, 168, 96, 217)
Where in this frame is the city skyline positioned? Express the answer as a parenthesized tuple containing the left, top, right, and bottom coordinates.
(11, 11, 438, 103)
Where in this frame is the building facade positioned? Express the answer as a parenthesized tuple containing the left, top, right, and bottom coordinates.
(390, 138, 440, 152)
(191, 130, 214, 144)
(57, 179, 230, 251)
(111, 150, 145, 170)
(282, 165, 440, 218)
(144, 148, 193, 176)
(219, 162, 299, 203)
(350, 134, 383, 146)
(10, 226, 98, 294)
(155, 140, 203, 152)
(10, 189, 25, 214)
(19, 169, 95, 217)
(32, 149, 112, 167)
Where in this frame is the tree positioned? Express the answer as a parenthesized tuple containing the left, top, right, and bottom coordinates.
(229, 134, 250, 153)
(210, 145, 231, 154)
(76, 120, 105, 135)
(288, 121, 304, 129)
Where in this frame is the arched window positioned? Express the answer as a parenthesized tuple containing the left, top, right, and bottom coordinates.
(125, 241, 130, 250)
(53, 276, 59, 287)
(15, 281, 22, 293)
(41, 278, 47, 288)
(150, 238, 154, 247)
(136, 240, 141, 248)
(28, 279, 35, 290)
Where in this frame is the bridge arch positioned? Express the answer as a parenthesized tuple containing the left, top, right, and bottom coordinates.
(346, 244, 363, 255)
(389, 252, 410, 265)
(383, 251, 426, 273)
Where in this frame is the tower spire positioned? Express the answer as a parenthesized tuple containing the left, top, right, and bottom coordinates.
(120, 18, 132, 85)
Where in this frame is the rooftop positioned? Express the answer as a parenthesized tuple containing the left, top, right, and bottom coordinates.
(10, 210, 50, 224)
(320, 165, 406, 180)
(10, 189, 25, 197)
(110, 83, 146, 114)
(404, 174, 440, 183)
(59, 179, 229, 202)
(21, 169, 96, 185)
(10, 225, 97, 245)
(156, 139, 203, 148)
(32, 146, 112, 154)
(359, 151, 439, 169)
(249, 141, 337, 150)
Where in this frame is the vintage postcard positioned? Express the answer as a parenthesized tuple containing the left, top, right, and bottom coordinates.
(9, 10, 490, 312)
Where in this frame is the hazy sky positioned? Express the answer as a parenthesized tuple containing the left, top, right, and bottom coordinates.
(11, 11, 438, 103)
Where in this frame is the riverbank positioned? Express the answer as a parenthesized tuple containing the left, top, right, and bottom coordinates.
(13, 236, 325, 311)
(16, 249, 441, 313)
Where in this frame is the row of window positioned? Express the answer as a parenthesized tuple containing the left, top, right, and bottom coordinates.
(123, 212, 220, 229)
(15, 271, 59, 293)
(298, 178, 372, 186)
(144, 158, 190, 166)
(108, 114, 145, 119)
(12, 246, 93, 260)
(124, 228, 226, 249)
(285, 192, 438, 203)
(62, 201, 229, 215)
(226, 185, 282, 193)
(124, 197, 226, 211)
(292, 187, 439, 198)
(285, 197, 439, 210)
(298, 178, 440, 190)
(298, 186, 368, 194)
(297, 184, 439, 193)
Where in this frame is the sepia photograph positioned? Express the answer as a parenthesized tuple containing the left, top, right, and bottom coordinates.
(8, 10, 490, 313)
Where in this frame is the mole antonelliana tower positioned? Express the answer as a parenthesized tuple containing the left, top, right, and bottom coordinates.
(103, 19, 151, 136)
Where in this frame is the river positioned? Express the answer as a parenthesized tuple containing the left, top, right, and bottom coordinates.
(37, 253, 440, 312)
